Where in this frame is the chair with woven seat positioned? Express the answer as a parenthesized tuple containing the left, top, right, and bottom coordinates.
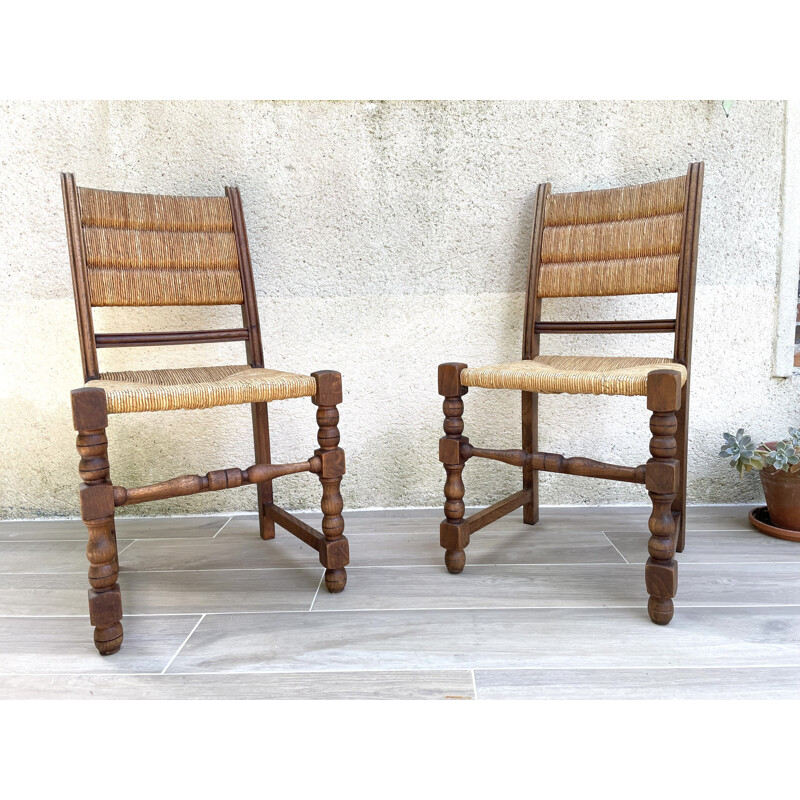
(438, 162, 703, 625)
(62, 174, 349, 655)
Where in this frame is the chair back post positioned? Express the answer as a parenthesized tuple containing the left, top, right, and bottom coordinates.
(61, 172, 100, 381)
(522, 182, 552, 360)
(674, 161, 704, 367)
(226, 186, 265, 369)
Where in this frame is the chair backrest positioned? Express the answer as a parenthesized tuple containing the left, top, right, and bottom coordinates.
(523, 162, 704, 371)
(61, 174, 264, 381)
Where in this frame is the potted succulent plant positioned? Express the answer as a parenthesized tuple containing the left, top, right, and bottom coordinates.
(719, 427, 800, 535)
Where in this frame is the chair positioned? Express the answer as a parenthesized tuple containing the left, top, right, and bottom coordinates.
(61, 174, 349, 655)
(437, 163, 703, 625)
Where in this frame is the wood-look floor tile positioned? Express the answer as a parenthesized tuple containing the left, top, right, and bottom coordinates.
(605, 506, 755, 533)
(0, 669, 475, 700)
(121, 535, 320, 572)
(122, 527, 623, 571)
(474, 666, 800, 699)
(167, 606, 800, 674)
(312, 562, 800, 611)
(118, 568, 323, 615)
(0, 615, 201, 675)
(0, 540, 132, 574)
(0, 568, 324, 616)
(0, 573, 90, 615)
(607, 528, 800, 564)
(0, 516, 229, 541)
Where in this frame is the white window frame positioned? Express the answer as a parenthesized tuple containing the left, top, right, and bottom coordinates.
(773, 99, 800, 377)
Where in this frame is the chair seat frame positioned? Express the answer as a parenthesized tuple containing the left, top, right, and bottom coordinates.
(437, 162, 704, 625)
(62, 174, 348, 655)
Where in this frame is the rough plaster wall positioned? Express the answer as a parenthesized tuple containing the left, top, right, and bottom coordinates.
(0, 100, 795, 518)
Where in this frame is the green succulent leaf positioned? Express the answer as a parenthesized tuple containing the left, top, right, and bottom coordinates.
(719, 429, 765, 475)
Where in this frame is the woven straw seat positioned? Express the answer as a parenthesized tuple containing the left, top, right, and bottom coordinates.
(86, 365, 318, 414)
(461, 356, 687, 397)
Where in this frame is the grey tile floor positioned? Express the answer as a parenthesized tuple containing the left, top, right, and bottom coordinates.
(0, 506, 798, 699)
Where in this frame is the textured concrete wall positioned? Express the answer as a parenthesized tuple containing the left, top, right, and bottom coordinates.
(0, 100, 796, 518)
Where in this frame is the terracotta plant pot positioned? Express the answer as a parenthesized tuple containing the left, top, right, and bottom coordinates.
(759, 466, 800, 532)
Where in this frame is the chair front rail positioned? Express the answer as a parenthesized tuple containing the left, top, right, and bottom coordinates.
(112, 459, 320, 507)
(456, 443, 647, 484)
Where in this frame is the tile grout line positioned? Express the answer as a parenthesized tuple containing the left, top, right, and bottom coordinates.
(212, 517, 234, 539)
(308, 571, 325, 611)
(160, 614, 206, 675)
(601, 533, 629, 564)
(116, 540, 136, 558)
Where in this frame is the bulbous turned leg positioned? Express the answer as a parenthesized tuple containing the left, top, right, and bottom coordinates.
(438, 363, 470, 573)
(311, 371, 349, 594)
(645, 371, 682, 626)
(72, 387, 123, 655)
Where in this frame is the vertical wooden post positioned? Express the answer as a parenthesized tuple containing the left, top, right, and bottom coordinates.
(645, 370, 682, 625)
(522, 391, 538, 524)
(521, 182, 550, 526)
(251, 402, 275, 540)
(71, 387, 123, 655)
(438, 363, 470, 573)
(312, 371, 348, 593)
(673, 384, 689, 553)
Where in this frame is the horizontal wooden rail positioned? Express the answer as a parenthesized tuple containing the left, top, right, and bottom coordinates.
(262, 503, 325, 551)
(95, 329, 250, 348)
(535, 319, 676, 334)
(113, 458, 320, 507)
(461, 489, 531, 536)
(463, 444, 646, 484)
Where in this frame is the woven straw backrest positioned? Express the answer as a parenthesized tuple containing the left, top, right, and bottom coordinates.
(77, 187, 244, 306)
(537, 175, 687, 298)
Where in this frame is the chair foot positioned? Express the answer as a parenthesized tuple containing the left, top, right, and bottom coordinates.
(94, 622, 124, 655)
(325, 568, 347, 593)
(445, 549, 466, 574)
(647, 597, 674, 625)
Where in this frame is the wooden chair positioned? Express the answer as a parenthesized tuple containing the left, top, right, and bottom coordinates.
(61, 174, 349, 655)
(438, 163, 703, 625)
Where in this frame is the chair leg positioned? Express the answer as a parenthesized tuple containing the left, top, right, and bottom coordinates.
(71, 387, 123, 655)
(673, 385, 689, 553)
(251, 402, 276, 540)
(645, 371, 682, 625)
(312, 371, 348, 594)
(522, 390, 539, 525)
(438, 363, 469, 573)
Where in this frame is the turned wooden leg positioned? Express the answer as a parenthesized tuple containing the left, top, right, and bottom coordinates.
(252, 402, 276, 540)
(522, 390, 539, 525)
(71, 387, 123, 655)
(438, 363, 469, 573)
(645, 370, 682, 625)
(312, 371, 349, 593)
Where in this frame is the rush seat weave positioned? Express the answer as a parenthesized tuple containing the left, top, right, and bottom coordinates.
(461, 356, 688, 397)
(87, 365, 318, 413)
